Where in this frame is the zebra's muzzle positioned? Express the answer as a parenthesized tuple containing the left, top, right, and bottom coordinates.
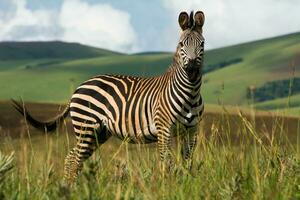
(187, 59, 197, 69)
(186, 61, 201, 82)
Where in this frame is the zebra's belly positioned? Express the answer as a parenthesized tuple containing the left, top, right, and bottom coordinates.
(107, 120, 158, 144)
(112, 133, 158, 144)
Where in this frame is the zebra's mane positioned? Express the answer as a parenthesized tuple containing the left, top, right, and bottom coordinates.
(189, 11, 194, 28)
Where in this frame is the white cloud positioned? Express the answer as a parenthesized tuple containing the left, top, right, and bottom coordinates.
(1, 0, 299, 52)
(0, 0, 138, 52)
(59, 0, 138, 52)
(0, 0, 58, 41)
(163, 0, 300, 50)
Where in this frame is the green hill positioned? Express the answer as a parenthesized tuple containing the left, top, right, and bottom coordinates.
(0, 53, 173, 103)
(0, 41, 120, 60)
(0, 32, 299, 115)
(202, 32, 300, 107)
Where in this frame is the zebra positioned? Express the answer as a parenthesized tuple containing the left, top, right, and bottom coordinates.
(12, 11, 205, 183)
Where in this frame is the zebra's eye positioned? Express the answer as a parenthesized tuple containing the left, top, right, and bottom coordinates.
(196, 57, 202, 64)
(179, 42, 184, 47)
(201, 41, 204, 47)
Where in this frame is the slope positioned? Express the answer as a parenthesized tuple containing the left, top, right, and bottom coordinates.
(202, 32, 300, 106)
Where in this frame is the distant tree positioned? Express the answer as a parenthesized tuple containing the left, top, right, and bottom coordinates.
(246, 78, 300, 103)
(204, 58, 243, 74)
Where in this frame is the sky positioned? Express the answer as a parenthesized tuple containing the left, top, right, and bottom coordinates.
(0, 0, 299, 53)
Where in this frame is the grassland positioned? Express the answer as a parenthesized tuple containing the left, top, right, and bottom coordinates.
(1, 101, 300, 199)
(1, 33, 300, 199)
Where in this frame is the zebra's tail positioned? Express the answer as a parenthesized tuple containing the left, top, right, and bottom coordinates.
(11, 99, 70, 132)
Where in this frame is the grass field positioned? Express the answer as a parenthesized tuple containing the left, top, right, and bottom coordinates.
(255, 94, 300, 112)
(1, 101, 300, 199)
(1, 33, 300, 199)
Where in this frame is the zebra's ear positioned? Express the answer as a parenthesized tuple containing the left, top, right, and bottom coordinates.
(178, 12, 189, 31)
(194, 11, 205, 32)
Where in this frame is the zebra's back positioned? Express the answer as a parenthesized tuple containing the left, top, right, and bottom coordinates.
(69, 74, 163, 143)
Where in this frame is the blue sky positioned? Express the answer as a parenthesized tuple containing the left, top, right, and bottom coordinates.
(0, 0, 300, 53)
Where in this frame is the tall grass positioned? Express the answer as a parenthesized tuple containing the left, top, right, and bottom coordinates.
(1, 110, 300, 199)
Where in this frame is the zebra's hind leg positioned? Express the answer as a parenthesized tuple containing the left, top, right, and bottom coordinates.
(63, 123, 110, 184)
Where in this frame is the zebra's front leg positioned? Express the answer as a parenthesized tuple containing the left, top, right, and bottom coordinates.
(181, 125, 199, 170)
(157, 127, 173, 172)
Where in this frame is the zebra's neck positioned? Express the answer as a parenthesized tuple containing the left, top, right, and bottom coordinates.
(152, 57, 203, 127)
(170, 65, 202, 95)
(157, 55, 203, 108)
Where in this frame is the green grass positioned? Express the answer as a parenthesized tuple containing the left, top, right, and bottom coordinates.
(1, 109, 300, 199)
(256, 93, 300, 110)
(254, 94, 300, 116)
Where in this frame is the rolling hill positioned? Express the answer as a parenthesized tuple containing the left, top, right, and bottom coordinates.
(0, 41, 120, 60)
(0, 32, 300, 115)
(203, 32, 300, 104)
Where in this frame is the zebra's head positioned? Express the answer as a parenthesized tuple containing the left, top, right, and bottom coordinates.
(177, 11, 205, 82)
